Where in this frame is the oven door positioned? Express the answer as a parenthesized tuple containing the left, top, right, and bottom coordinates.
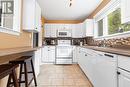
(56, 46, 73, 58)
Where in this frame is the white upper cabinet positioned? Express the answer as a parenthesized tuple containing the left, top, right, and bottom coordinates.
(13, 0, 22, 32)
(72, 23, 84, 38)
(121, 0, 130, 24)
(51, 24, 57, 37)
(44, 24, 57, 38)
(44, 24, 73, 38)
(44, 23, 87, 38)
(44, 24, 51, 37)
(23, 0, 41, 32)
(83, 19, 94, 37)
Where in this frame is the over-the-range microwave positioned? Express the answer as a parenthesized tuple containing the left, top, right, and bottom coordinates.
(57, 30, 71, 37)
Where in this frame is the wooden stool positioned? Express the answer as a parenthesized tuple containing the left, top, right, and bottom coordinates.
(9, 56, 37, 87)
(0, 64, 19, 87)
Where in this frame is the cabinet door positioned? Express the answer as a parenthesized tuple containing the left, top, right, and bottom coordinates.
(118, 68, 130, 87)
(13, 0, 22, 32)
(73, 24, 83, 38)
(84, 52, 92, 80)
(47, 46, 55, 63)
(78, 49, 85, 70)
(42, 47, 48, 62)
(35, 2, 41, 32)
(73, 46, 78, 63)
(119, 73, 130, 87)
(44, 25, 51, 37)
(121, 0, 130, 24)
(72, 24, 76, 38)
(34, 48, 41, 76)
(48, 49, 55, 62)
(82, 23, 86, 37)
(85, 19, 94, 36)
(23, 0, 35, 30)
(51, 24, 57, 37)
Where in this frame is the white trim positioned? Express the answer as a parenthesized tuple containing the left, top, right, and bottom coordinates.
(0, 27, 20, 35)
(95, 31, 130, 40)
(94, 0, 121, 21)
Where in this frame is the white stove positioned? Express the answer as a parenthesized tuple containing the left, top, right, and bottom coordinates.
(56, 40, 73, 64)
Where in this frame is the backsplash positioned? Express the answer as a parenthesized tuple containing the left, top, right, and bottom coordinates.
(43, 38, 85, 46)
(85, 37, 130, 48)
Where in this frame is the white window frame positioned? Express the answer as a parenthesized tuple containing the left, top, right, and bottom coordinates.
(0, 0, 21, 35)
(94, 0, 130, 40)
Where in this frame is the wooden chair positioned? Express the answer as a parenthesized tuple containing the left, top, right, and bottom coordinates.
(0, 64, 19, 87)
(9, 56, 37, 87)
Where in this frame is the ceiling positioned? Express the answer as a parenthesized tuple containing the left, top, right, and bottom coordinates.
(37, 0, 103, 20)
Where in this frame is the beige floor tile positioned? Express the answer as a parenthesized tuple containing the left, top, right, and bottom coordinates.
(74, 79, 90, 86)
(63, 79, 75, 86)
(63, 74, 73, 79)
(56, 74, 64, 79)
(30, 85, 56, 87)
(37, 79, 52, 85)
(51, 79, 64, 86)
(36, 64, 92, 87)
(56, 69, 64, 74)
(56, 86, 79, 87)
(48, 74, 57, 79)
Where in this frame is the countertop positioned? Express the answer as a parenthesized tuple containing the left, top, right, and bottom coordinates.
(81, 46, 130, 57)
(0, 46, 41, 57)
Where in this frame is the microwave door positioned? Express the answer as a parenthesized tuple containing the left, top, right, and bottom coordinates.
(58, 32, 67, 37)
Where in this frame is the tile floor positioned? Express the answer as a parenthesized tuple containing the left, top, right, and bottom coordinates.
(31, 64, 92, 87)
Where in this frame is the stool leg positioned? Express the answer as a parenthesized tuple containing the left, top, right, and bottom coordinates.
(12, 69, 19, 87)
(7, 74, 12, 87)
(31, 59, 37, 86)
(24, 62, 28, 87)
(19, 64, 23, 87)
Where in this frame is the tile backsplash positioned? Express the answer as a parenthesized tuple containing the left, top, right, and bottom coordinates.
(85, 37, 130, 48)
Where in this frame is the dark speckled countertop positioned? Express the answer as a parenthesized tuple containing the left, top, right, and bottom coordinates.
(81, 46, 130, 57)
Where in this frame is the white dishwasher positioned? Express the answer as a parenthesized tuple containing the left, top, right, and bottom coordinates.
(93, 52, 118, 87)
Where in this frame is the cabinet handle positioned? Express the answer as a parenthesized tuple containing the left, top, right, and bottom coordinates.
(117, 71, 121, 75)
(85, 54, 87, 56)
(104, 54, 114, 58)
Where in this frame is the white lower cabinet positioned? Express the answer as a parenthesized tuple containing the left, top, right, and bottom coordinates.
(73, 46, 79, 63)
(118, 55, 130, 87)
(34, 48, 42, 77)
(42, 46, 55, 63)
(118, 68, 130, 87)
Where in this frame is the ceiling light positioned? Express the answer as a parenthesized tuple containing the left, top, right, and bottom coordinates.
(69, 0, 72, 7)
(69, 3, 72, 7)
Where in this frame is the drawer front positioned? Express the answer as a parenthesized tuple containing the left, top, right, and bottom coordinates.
(118, 55, 130, 71)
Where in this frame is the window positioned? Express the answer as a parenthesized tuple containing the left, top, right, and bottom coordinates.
(0, 0, 21, 35)
(0, 0, 14, 29)
(94, 0, 130, 38)
(108, 8, 130, 35)
(98, 19, 103, 36)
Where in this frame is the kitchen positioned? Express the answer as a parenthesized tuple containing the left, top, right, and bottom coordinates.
(0, 0, 130, 87)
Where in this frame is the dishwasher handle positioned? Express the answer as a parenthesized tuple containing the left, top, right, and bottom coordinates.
(104, 54, 114, 58)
